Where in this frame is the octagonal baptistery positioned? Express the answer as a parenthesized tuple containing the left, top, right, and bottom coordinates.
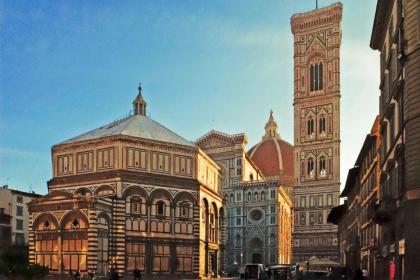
(247, 111, 294, 188)
(28, 86, 223, 279)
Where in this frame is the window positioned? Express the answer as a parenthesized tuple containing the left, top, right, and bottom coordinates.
(327, 194, 333, 206)
(126, 243, 145, 271)
(319, 157, 326, 177)
(307, 158, 314, 177)
(230, 193, 234, 203)
(16, 196, 23, 203)
(261, 191, 265, 201)
(236, 192, 242, 202)
(237, 168, 242, 176)
(236, 218, 242, 226)
(180, 203, 190, 218)
(236, 158, 242, 166)
(300, 196, 306, 208)
(310, 213, 315, 225)
(15, 233, 25, 246)
(130, 197, 142, 214)
(269, 233, 275, 246)
(318, 195, 323, 207)
(156, 201, 165, 216)
(310, 196, 314, 208)
(236, 207, 242, 216)
(248, 192, 252, 201)
(270, 190, 276, 199)
(318, 212, 323, 224)
(236, 234, 241, 247)
(16, 219, 23, 230)
(300, 213, 306, 225)
(152, 245, 170, 272)
(270, 205, 276, 214)
(16, 206, 23, 216)
(176, 246, 193, 272)
(310, 62, 323, 92)
(270, 216, 276, 225)
(319, 117, 326, 134)
(254, 192, 259, 201)
(307, 118, 315, 135)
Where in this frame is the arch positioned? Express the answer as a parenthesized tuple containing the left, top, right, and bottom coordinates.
(74, 187, 92, 196)
(261, 191, 265, 201)
(33, 212, 59, 231)
(173, 191, 197, 207)
(60, 210, 89, 229)
(94, 185, 115, 196)
(97, 212, 111, 225)
(123, 185, 149, 201)
(149, 188, 172, 203)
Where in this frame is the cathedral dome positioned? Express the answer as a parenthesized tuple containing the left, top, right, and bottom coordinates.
(247, 111, 294, 186)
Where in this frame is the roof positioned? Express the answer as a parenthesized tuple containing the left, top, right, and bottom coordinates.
(340, 166, 360, 198)
(58, 114, 194, 147)
(370, 0, 393, 50)
(247, 138, 294, 183)
(327, 204, 347, 225)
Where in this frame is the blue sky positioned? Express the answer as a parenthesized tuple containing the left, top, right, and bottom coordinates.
(0, 0, 379, 194)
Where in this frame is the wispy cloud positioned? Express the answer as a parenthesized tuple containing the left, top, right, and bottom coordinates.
(0, 147, 43, 159)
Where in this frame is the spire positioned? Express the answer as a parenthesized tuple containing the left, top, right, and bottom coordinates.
(133, 83, 147, 116)
(263, 110, 280, 139)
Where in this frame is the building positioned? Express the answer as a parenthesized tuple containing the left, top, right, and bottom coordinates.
(290, 2, 343, 262)
(195, 116, 292, 273)
(28, 87, 223, 279)
(248, 110, 294, 194)
(0, 207, 12, 249)
(0, 185, 41, 246)
(328, 117, 381, 278)
(370, 0, 420, 279)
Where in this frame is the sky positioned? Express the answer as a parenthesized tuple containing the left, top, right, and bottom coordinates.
(0, 0, 379, 195)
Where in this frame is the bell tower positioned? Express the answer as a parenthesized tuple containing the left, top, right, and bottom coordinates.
(290, 3, 342, 262)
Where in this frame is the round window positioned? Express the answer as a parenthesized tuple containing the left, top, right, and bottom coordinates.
(248, 208, 264, 223)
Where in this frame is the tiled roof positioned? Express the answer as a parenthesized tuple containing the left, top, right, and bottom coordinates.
(59, 114, 194, 147)
(247, 138, 294, 183)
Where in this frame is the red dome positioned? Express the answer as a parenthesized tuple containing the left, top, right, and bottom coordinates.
(247, 111, 294, 186)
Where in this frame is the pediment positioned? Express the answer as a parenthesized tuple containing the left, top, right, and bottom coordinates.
(41, 190, 74, 201)
(199, 137, 234, 149)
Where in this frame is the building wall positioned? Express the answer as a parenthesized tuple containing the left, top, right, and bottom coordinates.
(291, 3, 342, 262)
(0, 187, 40, 246)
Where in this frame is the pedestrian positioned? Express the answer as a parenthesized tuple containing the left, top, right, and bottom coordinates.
(133, 267, 141, 280)
(74, 270, 81, 280)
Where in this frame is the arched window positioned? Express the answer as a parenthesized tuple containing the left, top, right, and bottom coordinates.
(180, 202, 190, 218)
(230, 193, 234, 203)
(261, 191, 265, 201)
(236, 234, 241, 247)
(319, 157, 326, 177)
(130, 197, 142, 214)
(270, 233, 275, 245)
(307, 158, 314, 177)
(254, 192, 259, 201)
(248, 192, 252, 201)
(156, 201, 165, 216)
(307, 118, 314, 135)
(319, 116, 326, 134)
(310, 62, 324, 92)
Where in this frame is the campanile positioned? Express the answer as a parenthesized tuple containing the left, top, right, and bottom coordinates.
(290, 3, 342, 262)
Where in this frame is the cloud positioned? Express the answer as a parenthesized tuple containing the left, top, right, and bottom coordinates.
(0, 147, 42, 159)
